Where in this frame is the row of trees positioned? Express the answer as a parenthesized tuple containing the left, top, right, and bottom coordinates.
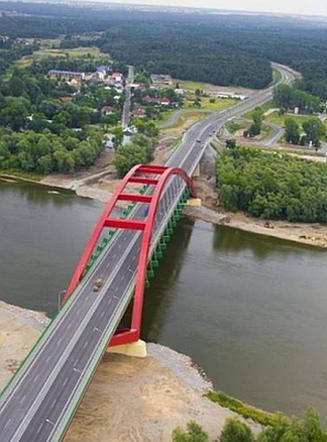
(173, 409, 327, 442)
(217, 147, 327, 223)
(285, 117, 326, 148)
(0, 127, 103, 174)
(274, 85, 321, 114)
(113, 134, 156, 178)
(111, 118, 160, 178)
(0, 66, 125, 174)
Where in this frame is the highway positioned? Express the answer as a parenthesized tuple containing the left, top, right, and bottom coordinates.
(122, 65, 134, 130)
(0, 63, 297, 442)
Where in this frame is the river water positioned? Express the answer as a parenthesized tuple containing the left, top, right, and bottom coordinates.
(1, 180, 327, 421)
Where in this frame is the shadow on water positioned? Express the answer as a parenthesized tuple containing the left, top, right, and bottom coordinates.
(0, 180, 81, 208)
(142, 217, 194, 342)
(213, 224, 326, 259)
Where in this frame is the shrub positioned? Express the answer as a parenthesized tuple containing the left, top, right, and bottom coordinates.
(206, 391, 277, 426)
(220, 418, 255, 442)
(257, 409, 327, 442)
(172, 421, 209, 442)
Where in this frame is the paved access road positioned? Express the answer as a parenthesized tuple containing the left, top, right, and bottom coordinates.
(122, 65, 134, 129)
(0, 64, 297, 442)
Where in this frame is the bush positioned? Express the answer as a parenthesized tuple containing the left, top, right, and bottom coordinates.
(172, 421, 209, 442)
(206, 391, 277, 426)
(217, 147, 327, 223)
(257, 409, 327, 442)
(220, 418, 255, 442)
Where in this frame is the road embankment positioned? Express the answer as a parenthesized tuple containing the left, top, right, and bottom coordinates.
(0, 301, 262, 441)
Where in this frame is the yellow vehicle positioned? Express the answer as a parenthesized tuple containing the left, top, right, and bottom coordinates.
(93, 278, 103, 292)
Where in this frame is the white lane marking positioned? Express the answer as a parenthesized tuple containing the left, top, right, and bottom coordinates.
(51, 399, 57, 409)
(37, 423, 43, 434)
(63, 378, 68, 387)
(4, 418, 11, 430)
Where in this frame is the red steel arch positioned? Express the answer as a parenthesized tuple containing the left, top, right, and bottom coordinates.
(64, 164, 195, 346)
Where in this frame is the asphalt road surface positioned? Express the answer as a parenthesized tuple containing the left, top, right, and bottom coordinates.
(0, 64, 297, 442)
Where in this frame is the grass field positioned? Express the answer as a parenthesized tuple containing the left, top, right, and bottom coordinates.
(244, 100, 275, 119)
(177, 79, 208, 92)
(161, 110, 211, 130)
(184, 97, 236, 111)
(272, 68, 282, 85)
(265, 111, 321, 128)
(16, 46, 108, 68)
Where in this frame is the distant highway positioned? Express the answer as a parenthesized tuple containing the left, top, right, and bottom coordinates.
(0, 63, 297, 442)
(122, 65, 134, 130)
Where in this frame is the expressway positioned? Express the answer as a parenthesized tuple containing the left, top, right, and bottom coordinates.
(0, 63, 297, 442)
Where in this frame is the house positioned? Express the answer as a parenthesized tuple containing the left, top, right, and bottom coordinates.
(59, 96, 73, 102)
(133, 107, 146, 118)
(160, 97, 171, 106)
(112, 72, 123, 83)
(101, 106, 114, 116)
(96, 67, 107, 81)
(151, 74, 173, 86)
(143, 96, 160, 105)
(48, 70, 85, 84)
(175, 88, 185, 95)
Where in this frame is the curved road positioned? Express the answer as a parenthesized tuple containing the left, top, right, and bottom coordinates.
(0, 63, 297, 442)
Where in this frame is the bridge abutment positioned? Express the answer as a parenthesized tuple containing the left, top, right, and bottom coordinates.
(108, 339, 147, 358)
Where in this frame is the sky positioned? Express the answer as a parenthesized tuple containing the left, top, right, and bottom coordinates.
(86, 0, 327, 17)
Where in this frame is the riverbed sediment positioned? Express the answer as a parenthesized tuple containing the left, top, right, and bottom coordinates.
(0, 301, 262, 441)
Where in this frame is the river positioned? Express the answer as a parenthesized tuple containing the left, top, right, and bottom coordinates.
(1, 179, 327, 421)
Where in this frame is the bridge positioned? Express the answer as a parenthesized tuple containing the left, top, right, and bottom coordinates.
(0, 64, 296, 442)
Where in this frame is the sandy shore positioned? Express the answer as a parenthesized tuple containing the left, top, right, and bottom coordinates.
(0, 301, 262, 441)
(185, 205, 327, 249)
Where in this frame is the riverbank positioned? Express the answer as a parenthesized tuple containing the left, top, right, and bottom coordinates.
(185, 204, 327, 249)
(0, 301, 262, 441)
(3, 168, 327, 250)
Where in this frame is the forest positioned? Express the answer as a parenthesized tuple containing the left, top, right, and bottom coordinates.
(217, 147, 327, 223)
(1, 3, 327, 93)
(0, 61, 125, 174)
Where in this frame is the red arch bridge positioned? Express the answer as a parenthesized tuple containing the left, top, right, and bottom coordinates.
(0, 160, 199, 442)
(0, 70, 282, 440)
(65, 163, 195, 346)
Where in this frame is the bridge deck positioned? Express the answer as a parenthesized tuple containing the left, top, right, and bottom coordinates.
(0, 65, 293, 442)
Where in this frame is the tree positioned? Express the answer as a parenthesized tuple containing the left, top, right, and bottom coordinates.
(226, 139, 237, 149)
(8, 73, 25, 97)
(220, 418, 254, 442)
(285, 118, 300, 145)
(302, 118, 326, 148)
(248, 108, 264, 137)
(0, 97, 29, 130)
(172, 421, 209, 442)
(257, 409, 327, 442)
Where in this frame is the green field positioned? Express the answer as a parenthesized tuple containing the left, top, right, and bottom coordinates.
(16, 46, 108, 68)
(272, 68, 282, 85)
(265, 111, 321, 128)
(244, 100, 275, 119)
(177, 79, 208, 92)
(184, 97, 236, 111)
(160, 110, 211, 130)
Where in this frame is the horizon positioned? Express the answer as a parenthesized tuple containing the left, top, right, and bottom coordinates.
(56, 0, 327, 18)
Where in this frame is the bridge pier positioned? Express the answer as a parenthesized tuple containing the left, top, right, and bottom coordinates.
(186, 198, 202, 207)
(108, 339, 147, 358)
(192, 164, 200, 177)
